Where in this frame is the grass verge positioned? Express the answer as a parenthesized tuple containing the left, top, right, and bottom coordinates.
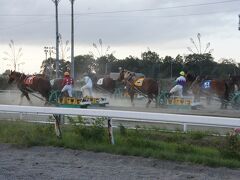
(0, 119, 240, 168)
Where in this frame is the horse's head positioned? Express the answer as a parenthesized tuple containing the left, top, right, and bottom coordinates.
(118, 69, 135, 83)
(118, 69, 125, 82)
(8, 70, 19, 84)
(185, 72, 196, 83)
(188, 75, 202, 95)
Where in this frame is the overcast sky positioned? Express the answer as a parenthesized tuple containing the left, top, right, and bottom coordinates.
(0, 0, 240, 73)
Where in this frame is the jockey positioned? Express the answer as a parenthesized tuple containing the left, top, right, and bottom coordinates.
(169, 71, 186, 97)
(61, 71, 74, 97)
(80, 72, 93, 97)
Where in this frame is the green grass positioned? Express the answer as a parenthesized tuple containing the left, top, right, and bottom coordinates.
(0, 120, 240, 169)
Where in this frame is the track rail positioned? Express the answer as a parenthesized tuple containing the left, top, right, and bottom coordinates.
(0, 104, 239, 132)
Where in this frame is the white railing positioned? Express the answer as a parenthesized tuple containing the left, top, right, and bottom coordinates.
(0, 105, 239, 129)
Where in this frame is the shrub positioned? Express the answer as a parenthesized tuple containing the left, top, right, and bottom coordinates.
(68, 116, 107, 142)
(176, 144, 195, 154)
(219, 133, 240, 160)
(119, 124, 126, 136)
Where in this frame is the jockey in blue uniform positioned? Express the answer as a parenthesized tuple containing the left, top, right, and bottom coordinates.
(169, 71, 186, 97)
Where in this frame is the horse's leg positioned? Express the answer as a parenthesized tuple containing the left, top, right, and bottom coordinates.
(19, 93, 24, 105)
(206, 96, 211, 105)
(220, 98, 224, 109)
(24, 93, 33, 105)
(44, 91, 50, 106)
(130, 94, 135, 106)
(44, 96, 50, 106)
(127, 87, 135, 106)
(155, 96, 158, 108)
(220, 96, 227, 109)
(146, 94, 153, 108)
(129, 91, 135, 106)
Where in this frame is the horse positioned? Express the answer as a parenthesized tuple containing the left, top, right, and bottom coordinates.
(96, 77, 116, 94)
(186, 73, 234, 109)
(229, 75, 240, 91)
(118, 69, 158, 107)
(8, 70, 52, 105)
(50, 78, 64, 91)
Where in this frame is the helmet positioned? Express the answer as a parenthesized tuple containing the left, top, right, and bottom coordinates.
(64, 72, 70, 76)
(179, 71, 185, 76)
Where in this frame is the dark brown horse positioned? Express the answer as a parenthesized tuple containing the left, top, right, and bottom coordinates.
(118, 69, 158, 107)
(96, 77, 116, 94)
(229, 75, 240, 91)
(50, 78, 64, 91)
(8, 71, 52, 105)
(186, 73, 234, 109)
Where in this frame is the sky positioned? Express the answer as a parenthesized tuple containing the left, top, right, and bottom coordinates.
(0, 0, 240, 74)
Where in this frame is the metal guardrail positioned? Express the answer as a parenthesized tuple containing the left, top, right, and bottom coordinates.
(0, 105, 239, 131)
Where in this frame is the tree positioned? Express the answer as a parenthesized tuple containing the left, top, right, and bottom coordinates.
(214, 58, 240, 77)
(120, 56, 141, 72)
(74, 55, 95, 78)
(3, 40, 23, 71)
(184, 53, 216, 75)
(40, 58, 70, 79)
(95, 54, 117, 75)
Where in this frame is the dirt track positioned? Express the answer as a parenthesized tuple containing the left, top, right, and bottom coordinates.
(0, 91, 239, 118)
(0, 144, 240, 180)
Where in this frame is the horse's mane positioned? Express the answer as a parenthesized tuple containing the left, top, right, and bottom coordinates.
(185, 73, 197, 82)
(13, 71, 24, 76)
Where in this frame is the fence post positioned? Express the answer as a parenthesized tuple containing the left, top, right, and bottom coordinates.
(107, 117, 115, 145)
(183, 123, 187, 132)
(53, 114, 62, 138)
(19, 112, 23, 120)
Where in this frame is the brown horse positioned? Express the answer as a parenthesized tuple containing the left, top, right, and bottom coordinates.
(186, 73, 234, 109)
(8, 71, 52, 105)
(96, 77, 116, 94)
(118, 69, 158, 107)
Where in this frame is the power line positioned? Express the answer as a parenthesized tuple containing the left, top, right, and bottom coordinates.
(74, 0, 240, 15)
(0, 0, 239, 17)
(0, 8, 238, 32)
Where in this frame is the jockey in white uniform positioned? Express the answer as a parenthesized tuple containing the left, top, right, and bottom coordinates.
(169, 71, 186, 97)
(80, 73, 93, 97)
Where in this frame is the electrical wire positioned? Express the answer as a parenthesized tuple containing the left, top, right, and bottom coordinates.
(0, 0, 239, 17)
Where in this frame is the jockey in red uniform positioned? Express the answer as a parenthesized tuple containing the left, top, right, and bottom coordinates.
(61, 72, 74, 97)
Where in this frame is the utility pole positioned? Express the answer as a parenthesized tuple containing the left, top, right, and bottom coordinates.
(70, 0, 75, 79)
(52, 0, 60, 78)
(238, 14, 240, 31)
(44, 47, 48, 61)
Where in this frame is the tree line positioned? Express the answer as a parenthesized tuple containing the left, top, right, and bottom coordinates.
(40, 50, 240, 80)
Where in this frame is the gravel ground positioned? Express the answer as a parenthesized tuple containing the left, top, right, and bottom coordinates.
(0, 144, 240, 180)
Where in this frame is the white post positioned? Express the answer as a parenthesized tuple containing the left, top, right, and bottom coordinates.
(108, 117, 114, 145)
(19, 112, 23, 120)
(183, 123, 187, 132)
